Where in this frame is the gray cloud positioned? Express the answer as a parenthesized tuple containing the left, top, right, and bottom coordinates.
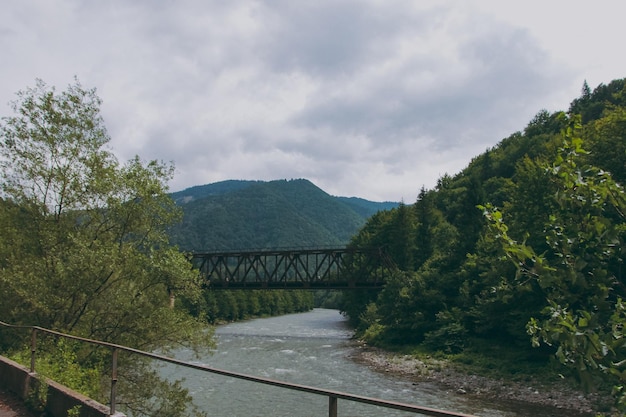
(287, 11, 561, 157)
(0, 0, 620, 201)
(260, 2, 428, 76)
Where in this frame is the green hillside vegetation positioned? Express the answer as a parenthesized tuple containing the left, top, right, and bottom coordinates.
(170, 179, 260, 204)
(169, 178, 395, 250)
(170, 179, 398, 322)
(340, 78, 626, 410)
(337, 196, 400, 218)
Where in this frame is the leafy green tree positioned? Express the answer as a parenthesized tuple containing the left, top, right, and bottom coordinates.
(340, 210, 395, 327)
(0, 79, 212, 416)
(504, 155, 558, 251)
(217, 291, 239, 321)
(569, 79, 626, 123)
(386, 202, 415, 270)
(524, 109, 568, 138)
(413, 187, 436, 268)
(585, 106, 626, 184)
(433, 174, 482, 263)
(461, 160, 554, 344)
(460, 230, 523, 341)
(483, 118, 626, 407)
(374, 269, 445, 344)
(245, 291, 262, 316)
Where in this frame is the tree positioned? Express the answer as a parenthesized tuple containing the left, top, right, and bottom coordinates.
(582, 80, 592, 100)
(386, 202, 415, 270)
(483, 118, 626, 407)
(0, 79, 212, 416)
(585, 106, 626, 184)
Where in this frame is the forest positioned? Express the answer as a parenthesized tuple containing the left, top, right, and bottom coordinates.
(168, 178, 397, 251)
(340, 78, 626, 407)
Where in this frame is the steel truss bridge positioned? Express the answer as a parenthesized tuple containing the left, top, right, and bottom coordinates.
(189, 247, 395, 290)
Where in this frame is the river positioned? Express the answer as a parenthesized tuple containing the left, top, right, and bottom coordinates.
(163, 309, 573, 417)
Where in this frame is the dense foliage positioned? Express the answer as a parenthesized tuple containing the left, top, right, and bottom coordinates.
(169, 178, 396, 251)
(341, 78, 626, 406)
(0, 79, 211, 416)
(185, 289, 315, 323)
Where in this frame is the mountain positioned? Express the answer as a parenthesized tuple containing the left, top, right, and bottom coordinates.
(336, 196, 399, 218)
(169, 180, 260, 204)
(168, 179, 398, 251)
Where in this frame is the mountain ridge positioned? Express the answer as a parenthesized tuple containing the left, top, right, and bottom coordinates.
(168, 179, 399, 251)
(170, 179, 398, 206)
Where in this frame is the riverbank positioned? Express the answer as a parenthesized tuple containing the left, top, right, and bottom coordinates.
(349, 343, 615, 416)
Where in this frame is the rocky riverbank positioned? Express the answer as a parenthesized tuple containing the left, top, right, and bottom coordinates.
(349, 343, 615, 416)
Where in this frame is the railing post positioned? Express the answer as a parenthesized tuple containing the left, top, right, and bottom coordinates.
(110, 348, 118, 415)
(30, 328, 37, 373)
(328, 395, 337, 417)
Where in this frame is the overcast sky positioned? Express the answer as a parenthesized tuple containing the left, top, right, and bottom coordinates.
(1, 1, 624, 202)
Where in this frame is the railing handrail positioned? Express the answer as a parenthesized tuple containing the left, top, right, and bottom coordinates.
(0, 320, 478, 417)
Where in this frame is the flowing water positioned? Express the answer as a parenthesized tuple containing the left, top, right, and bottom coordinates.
(163, 309, 576, 417)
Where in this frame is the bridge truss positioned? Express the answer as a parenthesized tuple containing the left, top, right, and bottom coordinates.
(189, 247, 394, 290)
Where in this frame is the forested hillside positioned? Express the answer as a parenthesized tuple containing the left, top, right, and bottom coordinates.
(169, 179, 398, 322)
(341, 78, 626, 406)
(169, 179, 397, 250)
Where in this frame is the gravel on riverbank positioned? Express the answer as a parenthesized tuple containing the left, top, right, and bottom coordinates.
(348, 343, 616, 416)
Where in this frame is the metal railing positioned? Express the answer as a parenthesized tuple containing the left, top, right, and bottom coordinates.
(0, 320, 477, 417)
